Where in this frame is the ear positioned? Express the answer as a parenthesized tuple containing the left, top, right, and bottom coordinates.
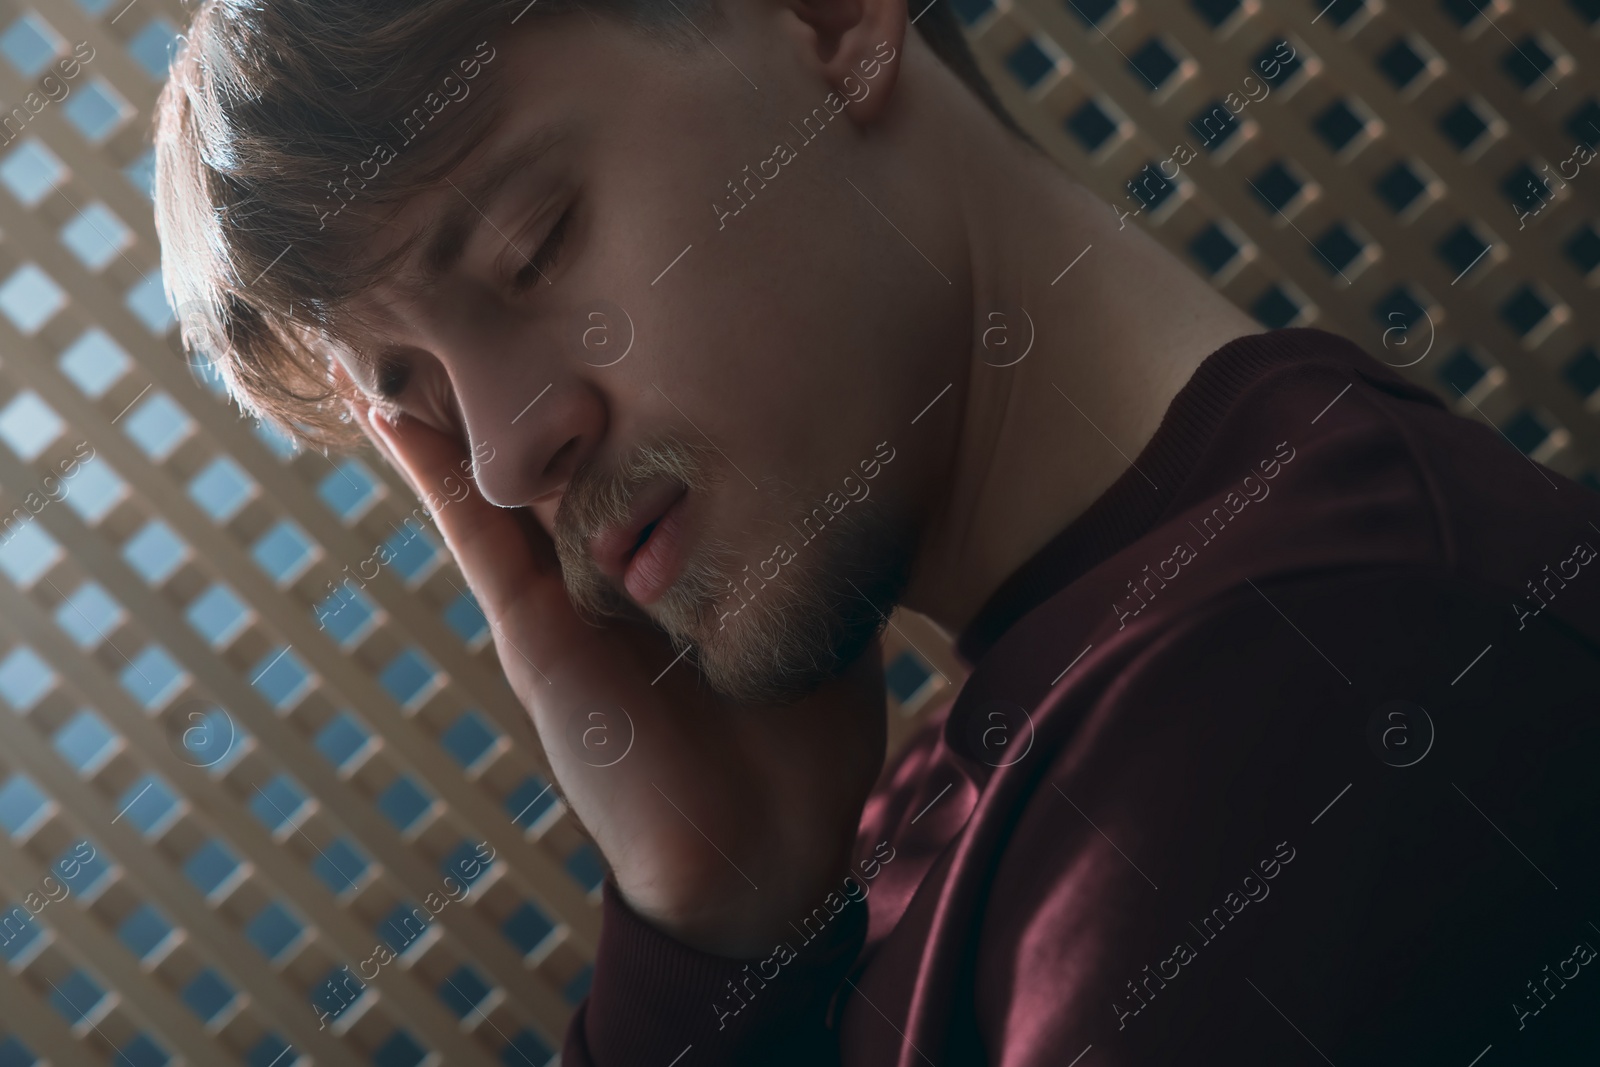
(782, 0, 907, 125)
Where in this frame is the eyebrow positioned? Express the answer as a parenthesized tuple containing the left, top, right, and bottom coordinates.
(407, 120, 571, 286)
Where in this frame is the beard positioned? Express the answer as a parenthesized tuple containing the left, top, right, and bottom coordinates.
(551, 435, 911, 704)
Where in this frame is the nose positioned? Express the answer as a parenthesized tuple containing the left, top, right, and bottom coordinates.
(435, 318, 608, 510)
(464, 380, 606, 509)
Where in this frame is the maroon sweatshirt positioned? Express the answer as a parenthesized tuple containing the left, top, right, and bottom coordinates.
(565, 329, 1600, 1066)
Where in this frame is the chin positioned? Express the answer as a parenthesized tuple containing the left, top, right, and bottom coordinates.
(552, 434, 915, 704)
(645, 508, 912, 706)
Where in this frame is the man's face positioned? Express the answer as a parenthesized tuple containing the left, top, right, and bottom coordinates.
(335, 9, 962, 701)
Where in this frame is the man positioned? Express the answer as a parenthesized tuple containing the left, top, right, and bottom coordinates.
(154, 0, 1600, 1063)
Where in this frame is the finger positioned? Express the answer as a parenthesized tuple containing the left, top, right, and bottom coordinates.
(348, 401, 424, 503)
(365, 409, 563, 620)
(356, 407, 559, 758)
(328, 364, 411, 493)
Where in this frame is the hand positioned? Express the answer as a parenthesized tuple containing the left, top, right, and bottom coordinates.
(357, 408, 888, 958)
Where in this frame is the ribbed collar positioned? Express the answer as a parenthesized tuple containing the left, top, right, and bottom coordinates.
(955, 328, 1360, 664)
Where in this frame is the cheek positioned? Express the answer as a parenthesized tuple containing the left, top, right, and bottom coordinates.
(550, 36, 943, 546)
(531, 500, 559, 536)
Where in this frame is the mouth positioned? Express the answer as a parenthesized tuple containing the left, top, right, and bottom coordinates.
(589, 480, 693, 606)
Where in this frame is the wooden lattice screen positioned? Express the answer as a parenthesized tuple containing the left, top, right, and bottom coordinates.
(967, 0, 1600, 486)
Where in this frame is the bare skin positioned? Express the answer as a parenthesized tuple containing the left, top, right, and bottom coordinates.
(340, 0, 1258, 957)
(362, 405, 887, 957)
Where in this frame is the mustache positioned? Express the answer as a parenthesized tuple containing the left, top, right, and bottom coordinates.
(551, 434, 721, 618)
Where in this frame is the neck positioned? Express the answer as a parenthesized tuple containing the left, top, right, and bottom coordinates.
(899, 113, 1259, 636)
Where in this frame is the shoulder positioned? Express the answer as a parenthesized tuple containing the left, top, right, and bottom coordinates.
(1081, 564, 1600, 776)
(974, 566, 1600, 1062)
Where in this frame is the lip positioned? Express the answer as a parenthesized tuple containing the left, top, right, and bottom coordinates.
(623, 488, 692, 605)
(589, 480, 691, 603)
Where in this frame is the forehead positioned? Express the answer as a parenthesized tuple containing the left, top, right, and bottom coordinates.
(343, 9, 688, 291)
(367, 120, 574, 295)
(330, 38, 591, 358)
(328, 12, 720, 372)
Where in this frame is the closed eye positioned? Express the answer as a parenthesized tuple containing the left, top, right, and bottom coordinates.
(515, 206, 573, 290)
(377, 354, 409, 399)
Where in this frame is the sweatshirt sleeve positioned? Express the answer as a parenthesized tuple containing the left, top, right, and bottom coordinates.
(563, 878, 869, 1067)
